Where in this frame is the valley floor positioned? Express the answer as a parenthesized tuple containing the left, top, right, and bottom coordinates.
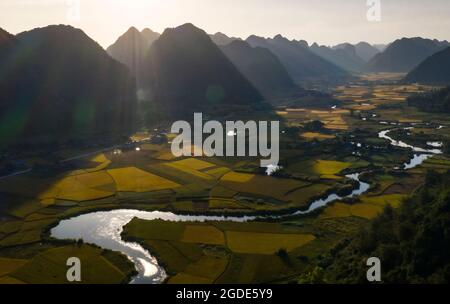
(0, 73, 449, 284)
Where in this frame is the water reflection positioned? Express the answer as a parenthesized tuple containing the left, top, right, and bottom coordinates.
(265, 164, 282, 175)
(404, 154, 433, 170)
(293, 174, 370, 216)
(51, 210, 255, 284)
(378, 128, 442, 169)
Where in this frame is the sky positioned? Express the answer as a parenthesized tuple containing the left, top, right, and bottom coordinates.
(1, 0, 450, 49)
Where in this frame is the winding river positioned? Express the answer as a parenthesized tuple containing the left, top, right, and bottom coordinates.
(379, 128, 443, 169)
(50, 126, 443, 284)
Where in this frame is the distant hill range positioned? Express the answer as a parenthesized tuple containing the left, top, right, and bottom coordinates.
(210, 32, 240, 46)
(373, 44, 388, 52)
(404, 47, 450, 85)
(353, 42, 380, 62)
(220, 40, 302, 99)
(107, 27, 160, 87)
(246, 34, 348, 82)
(214, 33, 384, 74)
(143, 23, 262, 117)
(309, 41, 383, 72)
(310, 43, 366, 72)
(0, 25, 136, 146)
(367, 37, 450, 73)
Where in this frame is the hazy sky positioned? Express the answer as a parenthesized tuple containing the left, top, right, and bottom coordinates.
(1, 0, 450, 48)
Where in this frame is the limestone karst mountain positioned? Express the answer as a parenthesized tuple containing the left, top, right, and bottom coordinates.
(107, 27, 160, 87)
(220, 40, 301, 99)
(0, 25, 137, 146)
(353, 42, 380, 62)
(209, 32, 239, 46)
(367, 37, 449, 73)
(404, 47, 450, 85)
(246, 34, 348, 82)
(143, 23, 262, 117)
(310, 43, 366, 72)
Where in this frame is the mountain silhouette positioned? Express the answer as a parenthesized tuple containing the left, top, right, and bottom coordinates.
(353, 42, 380, 62)
(0, 25, 137, 147)
(0, 28, 15, 47)
(0, 28, 16, 68)
(141, 28, 160, 45)
(373, 44, 388, 52)
(404, 47, 450, 85)
(246, 34, 348, 82)
(210, 32, 239, 46)
(310, 43, 365, 72)
(220, 40, 300, 99)
(143, 23, 262, 117)
(107, 27, 160, 87)
(367, 38, 450, 72)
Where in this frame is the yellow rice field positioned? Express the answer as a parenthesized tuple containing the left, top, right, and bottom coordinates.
(108, 167, 180, 192)
(301, 132, 335, 141)
(164, 158, 216, 180)
(226, 231, 316, 254)
(181, 225, 225, 245)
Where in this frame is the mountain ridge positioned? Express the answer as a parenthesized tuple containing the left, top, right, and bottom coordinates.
(367, 37, 450, 72)
(220, 39, 301, 99)
(210, 32, 240, 46)
(311, 43, 366, 72)
(143, 23, 262, 117)
(404, 47, 450, 85)
(107, 27, 160, 87)
(0, 25, 137, 146)
(246, 34, 348, 82)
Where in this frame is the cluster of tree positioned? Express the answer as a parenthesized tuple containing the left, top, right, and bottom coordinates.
(407, 86, 450, 113)
(303, 120, 325, 131)
(324, 170, 450, 283)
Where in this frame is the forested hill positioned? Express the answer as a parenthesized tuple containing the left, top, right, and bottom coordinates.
(324, 170, 450, 284)
(404, 47, 450, 85)
(407, 87, 450, 113)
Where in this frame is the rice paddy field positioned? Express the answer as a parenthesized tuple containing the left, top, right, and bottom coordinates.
(277, 108, 350, 130)
(301, 132, 336, 141)
(122, 218, 317, 284)
(1, 73, 450, 284)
